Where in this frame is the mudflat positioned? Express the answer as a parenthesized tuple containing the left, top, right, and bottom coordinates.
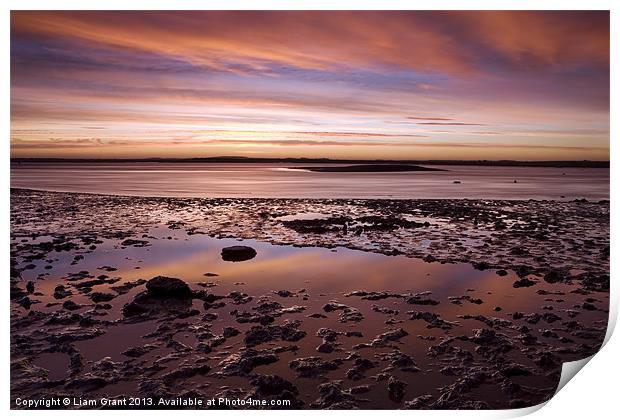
(10, 189, 609, 409)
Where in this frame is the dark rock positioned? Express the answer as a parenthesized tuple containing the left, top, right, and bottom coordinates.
(221, 246, 257, 262)
(121, 238, 150, 247)
(501, 364, 532, 377)
(146, 276, 192, 299)
(218, 348, 280, 375)
(244, 320, 306, 347)
(544, 270, 563, 284)
(122, 301, 148, 317)
(408, 311, 456, 330)
(122, 344, 157, 358)
(316, 342, 335, 353)
(513, 278, 537, 288)
(62, 300, 81, 311)
(349, 385, 371, 394)
(249, 374, 302, 407)
(312, 380, 359, 409)
(289, 356, 343, 378)
(388, 376, 407, 402)
(89, 292, 116, 303)
(323, 302, 348, 312)
(223, 327, 240, 338)
(406, 295, 440, 305)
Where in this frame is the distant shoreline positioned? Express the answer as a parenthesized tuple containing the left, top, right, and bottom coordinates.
(9, 157, 610, 168)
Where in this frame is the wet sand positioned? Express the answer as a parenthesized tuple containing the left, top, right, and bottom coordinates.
(10, 189, 609, 409)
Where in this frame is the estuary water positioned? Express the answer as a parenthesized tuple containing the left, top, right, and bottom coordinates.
(10, 162, 609, 200)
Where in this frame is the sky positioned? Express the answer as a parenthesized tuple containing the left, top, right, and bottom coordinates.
(10, 11, 610, 160)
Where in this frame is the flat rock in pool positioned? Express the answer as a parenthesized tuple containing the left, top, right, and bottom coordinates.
(146, 276, 192, 299)
(221, 246, 257, 262)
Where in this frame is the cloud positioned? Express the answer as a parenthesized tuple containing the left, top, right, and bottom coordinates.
(11, 11, 609, 77)
(407, 117, 454, 121)
(9, 11, 610, 161)
(10, 137, 607, 152)
(416, 122, 486, 126)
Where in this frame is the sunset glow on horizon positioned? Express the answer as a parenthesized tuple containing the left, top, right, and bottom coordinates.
(10, 11, 610, 160)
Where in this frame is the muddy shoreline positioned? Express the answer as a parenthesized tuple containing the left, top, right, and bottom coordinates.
(10, 189, 609, 409)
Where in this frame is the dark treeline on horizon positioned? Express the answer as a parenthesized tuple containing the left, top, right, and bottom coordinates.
(10, 157, 610, 168)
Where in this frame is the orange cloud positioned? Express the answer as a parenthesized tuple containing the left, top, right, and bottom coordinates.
(11, 11, 609, 76)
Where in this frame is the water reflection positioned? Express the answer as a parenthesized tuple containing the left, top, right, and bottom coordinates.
(11, 162, 610, 200)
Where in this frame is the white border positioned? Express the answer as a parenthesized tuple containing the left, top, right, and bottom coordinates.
(2, 1, 617, 419)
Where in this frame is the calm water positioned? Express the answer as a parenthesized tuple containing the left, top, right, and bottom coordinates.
(10, 162, 609, 200)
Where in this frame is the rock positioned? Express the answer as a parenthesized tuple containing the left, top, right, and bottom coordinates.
(404, 394, 434, 409)
(218, 348, 280, 375)
(312, 380, 359, 409)
(17, 296, 32, 309)
(145, 276, 192, 299)
(250, 374, 298, 396)
(161, 362, 211, 384)
(62, 300, 81, 311)
(363, 328, 409, 348)
(249, 374, 303, 407)
(339, 307, 364, 323)
(582, 302, 597, 311)
(349, 385, 371, 394)
(317, 327, 341, 342)
(289, 357, 343, 378)
(542, 313, 562, 323)
(122, 344, 157, 358)
(513, 278, 537, 288)
(121, 238, 150, 247)
(53, 285, 72, 300)
(221, 246, 257, 262)
(388, 376, 407, 402)
(501, 364, 532, 377)
(244, 320, 306, 347)
(346, 357, 377, 380)
(406, 295, 440, 305)
(10, 285, 26, 300)
(323, 302, 348, 312)
(408, 311, 456, 330)
(223, 327, 240, 338)
(122, 301, 148, 317)
(472, 261, 490, 270)
(377, 349, 419, 371)
(110, 279, 147, 294)
(89, 292, 116, 303)
(470, 328, 496, 345)
(544, 270, 563, 284)
(316, 342, 335, 353)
